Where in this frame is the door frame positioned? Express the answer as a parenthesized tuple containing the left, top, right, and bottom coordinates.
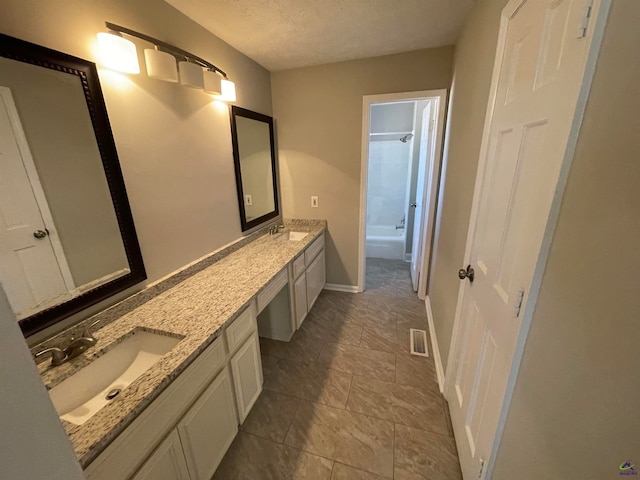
(358, 89, 447, 296)
(0, 86, 75, 293)
(442, 0, 612, 477)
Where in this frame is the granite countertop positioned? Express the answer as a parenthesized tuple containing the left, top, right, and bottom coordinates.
(36, 220, 326, 468)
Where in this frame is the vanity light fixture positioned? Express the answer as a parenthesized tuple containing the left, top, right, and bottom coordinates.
(96, 32, 140, 74)
(203, 69, 222, 95)
(221, 78, 236, 102)
(98, 22, 236, 101)
(179, 60, 204, 89)
(144, 47, 178, 82)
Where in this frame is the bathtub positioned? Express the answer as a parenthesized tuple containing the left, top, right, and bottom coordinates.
(366, 225, 406, 260)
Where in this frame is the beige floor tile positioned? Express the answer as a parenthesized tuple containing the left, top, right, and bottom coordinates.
(259, 328, 323, 364)
(214, 432, 333, 480)
(346, 375, 449, 435)
(302, 314, 364, 346)
(285, 401, 394, 478)
(316, 343, 396, 382)
(360, 327, 411, 355)
(263, 356, 353, 408)
(240, 390, 300, 443)
(395, 353, 438, 390)
(331, 462, 389, 479)
(394, 424, 462, 480)
(396, 311, 429, 331)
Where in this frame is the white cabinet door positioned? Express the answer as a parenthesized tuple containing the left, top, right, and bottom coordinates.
(294, 272, 308, 328)
(230, 333, 263, 424)
(177, 368, 238, 480)
(306, 250, 325, 311)
(132, 430, 189, 480)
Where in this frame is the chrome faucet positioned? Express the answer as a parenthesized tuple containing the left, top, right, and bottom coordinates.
(269, 223, 285, 235)
(34, 319, 100, 367)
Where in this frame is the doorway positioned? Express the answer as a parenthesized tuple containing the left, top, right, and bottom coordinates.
(358, 90, 447, 299)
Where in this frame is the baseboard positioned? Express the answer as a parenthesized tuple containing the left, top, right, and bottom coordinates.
(425, 296, 445, 393)
(324, 283, 359, 293)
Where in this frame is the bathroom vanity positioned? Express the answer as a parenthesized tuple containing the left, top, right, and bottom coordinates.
(35, 220, 326, 479)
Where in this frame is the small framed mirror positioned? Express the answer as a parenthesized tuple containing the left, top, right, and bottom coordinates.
(230, 106, 279, 231)
(0, 33, 146, 337)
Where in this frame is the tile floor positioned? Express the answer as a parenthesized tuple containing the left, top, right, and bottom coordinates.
(214, 258, 462, 479)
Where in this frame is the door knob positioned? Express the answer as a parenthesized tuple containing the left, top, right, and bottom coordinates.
(33, 229, 49, 239)
(410, 203, 417, 208)
(458, 265, 474, 283)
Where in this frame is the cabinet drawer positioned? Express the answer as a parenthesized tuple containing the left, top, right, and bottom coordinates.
(305, 233, 325, 267)
(257, 268, 288, 313)
(225, 304, 256, 354)
(293, 254, 306, 279)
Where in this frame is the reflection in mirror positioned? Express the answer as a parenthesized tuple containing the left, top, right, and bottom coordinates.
(230, 106, 279, 231)
(0, 34, 146, 336)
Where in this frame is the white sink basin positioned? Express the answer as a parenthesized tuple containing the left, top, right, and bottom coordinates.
(277, 230, 308, 241)
(48, 330, 181, 426)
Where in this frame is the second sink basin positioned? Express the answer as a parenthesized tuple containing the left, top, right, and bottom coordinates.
(48, 329, 182, 426)
(277, 230, 308, 241)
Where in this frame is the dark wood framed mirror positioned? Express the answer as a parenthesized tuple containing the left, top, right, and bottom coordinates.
(0, 33, 146, 337)
(230, 106, 279, 231)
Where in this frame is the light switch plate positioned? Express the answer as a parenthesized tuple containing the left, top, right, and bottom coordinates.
(245, 194, 253, 206)
(311, 196, 318, 208)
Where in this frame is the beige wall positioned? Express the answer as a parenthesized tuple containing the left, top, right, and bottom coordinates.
(429, 0, 508, 370)
(493, 2, 640, 478)
(1, 0, 272, 338)
(271, 48, 454, 286)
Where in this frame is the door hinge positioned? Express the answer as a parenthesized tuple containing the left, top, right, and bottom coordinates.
(577, 0, 594, 38)
(514, 289, 525, 318)
(478, 458, 485, 479)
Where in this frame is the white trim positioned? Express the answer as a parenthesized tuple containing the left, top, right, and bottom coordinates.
(0, 86, 76, 292)
(358, 89, 448, 296)
(485, 1, 611, 477)
(425, 296, 444, 393)
(323, 283, 359, 293)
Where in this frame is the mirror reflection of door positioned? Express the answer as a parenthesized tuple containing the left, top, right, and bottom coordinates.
(0, 55, 132, 322)
(235, 116, 275, 221)
(0, 87, 73, 319)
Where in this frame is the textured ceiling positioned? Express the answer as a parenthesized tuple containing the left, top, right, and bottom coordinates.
(165, 0, 475, 71)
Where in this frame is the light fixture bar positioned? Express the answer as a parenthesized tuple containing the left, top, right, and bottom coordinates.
(104, 22, 228, 78)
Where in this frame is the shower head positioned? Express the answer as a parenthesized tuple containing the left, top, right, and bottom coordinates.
(399, 134, 414, 143)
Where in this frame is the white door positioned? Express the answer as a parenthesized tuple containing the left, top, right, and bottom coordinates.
(177, 368, 238, 480)
(230, 333, 263, 423)
(294, 271, 308, 328)
(306, 250, 325, 310)
(0, 86, 74, 318)
(132, 430, 190, 480)
(448, 1, 604, 478)
(410, 101, 433, 290)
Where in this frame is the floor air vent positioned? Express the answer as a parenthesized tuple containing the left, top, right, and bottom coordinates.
(410, 328, 429, 357)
